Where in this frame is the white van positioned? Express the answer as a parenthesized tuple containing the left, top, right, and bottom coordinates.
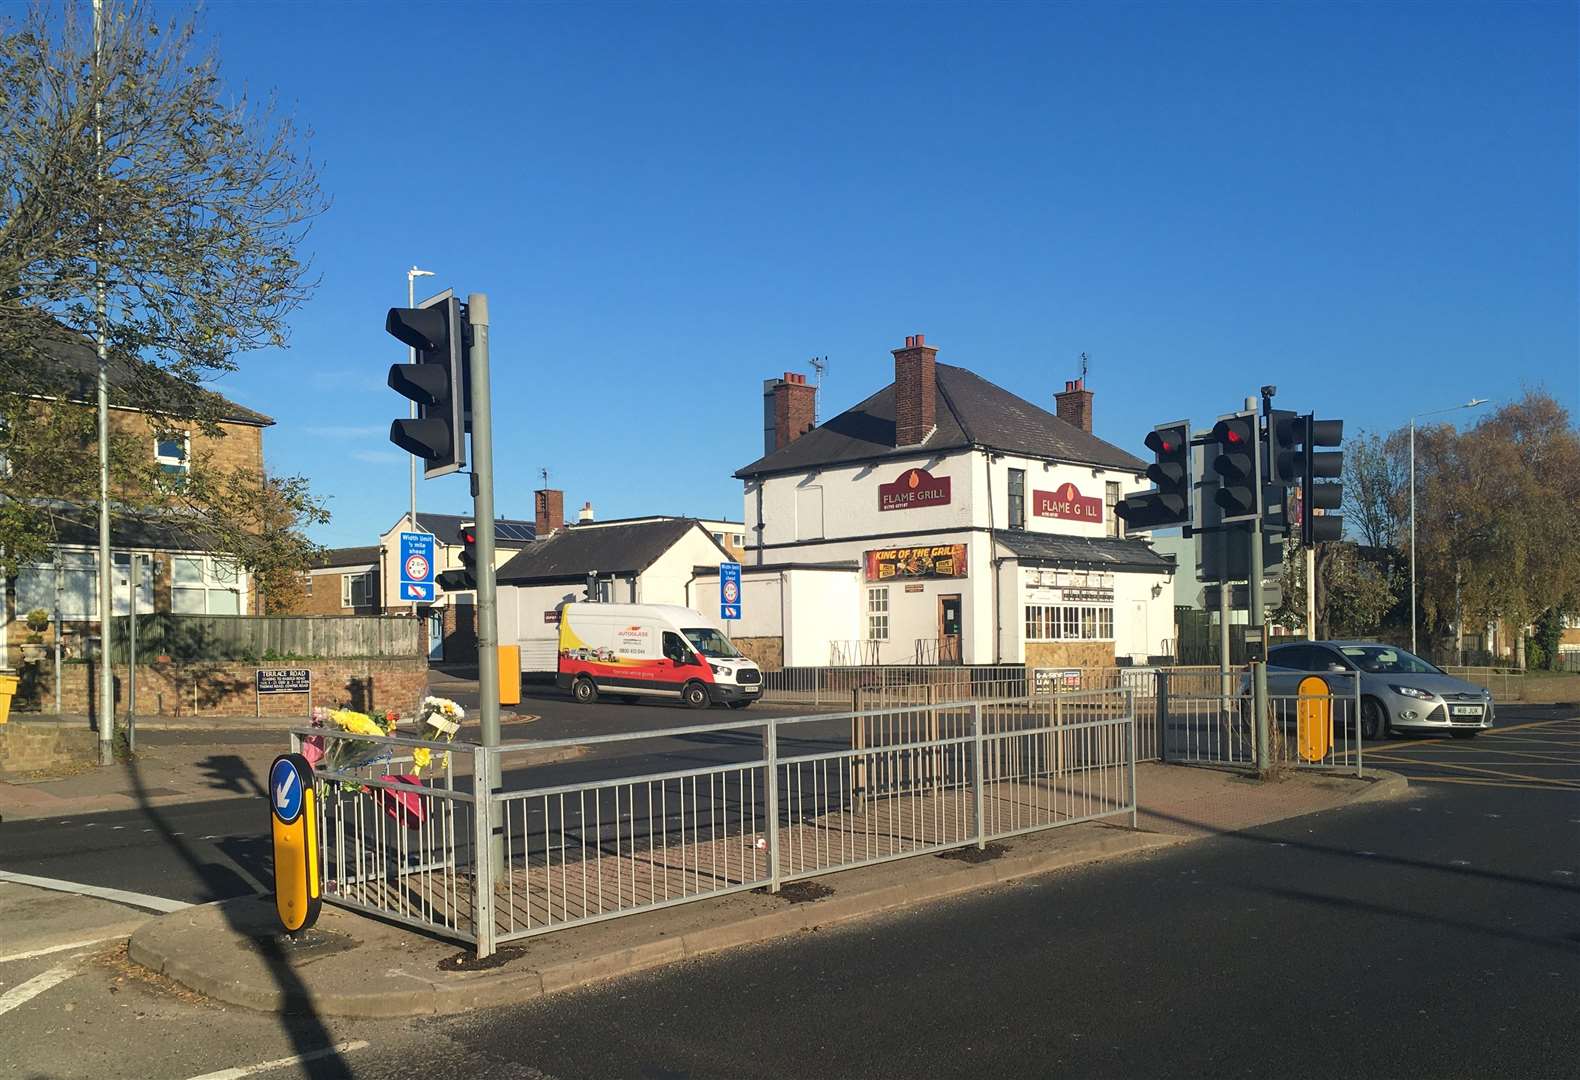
(553, 602, 763, 708)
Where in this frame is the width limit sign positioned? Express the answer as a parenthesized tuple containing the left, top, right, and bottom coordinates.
(400, 530, 435, 603)
(719, 561, 742, 620)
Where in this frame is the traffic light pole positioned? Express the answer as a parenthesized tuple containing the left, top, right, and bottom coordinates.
(1249, 398, 1270, 773)
(467, 293, 504, 873)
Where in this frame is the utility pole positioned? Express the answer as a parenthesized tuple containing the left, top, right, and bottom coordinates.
(467, 293, 503, 872)
(93, 0, 114, 765)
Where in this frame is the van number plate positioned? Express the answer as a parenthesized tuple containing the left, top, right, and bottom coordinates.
(1450, 705, 1482, 716)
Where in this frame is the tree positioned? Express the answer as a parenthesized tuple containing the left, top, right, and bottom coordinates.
(1342, 429, 1407, 550)
(1273, 537, 1397, 640)
(1413, 391, 1580, 668)
(1, 2, 327, 582)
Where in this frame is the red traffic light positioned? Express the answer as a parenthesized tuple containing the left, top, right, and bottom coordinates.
(459, 526, 476, 547)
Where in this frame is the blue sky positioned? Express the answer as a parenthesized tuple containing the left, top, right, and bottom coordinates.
(190, 1, 1577, 547)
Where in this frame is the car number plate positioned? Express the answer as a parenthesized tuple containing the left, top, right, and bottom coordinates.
(1450, 705, 1482, 716)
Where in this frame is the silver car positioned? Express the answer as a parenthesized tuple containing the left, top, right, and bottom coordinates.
(1264, 640, 1494, 740)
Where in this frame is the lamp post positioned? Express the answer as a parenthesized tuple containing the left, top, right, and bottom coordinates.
(404, 266, 435, 608)
(1410, 398, 1487, 657)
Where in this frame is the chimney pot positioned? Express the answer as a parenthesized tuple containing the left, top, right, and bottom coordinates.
(534, 488, 566, 536)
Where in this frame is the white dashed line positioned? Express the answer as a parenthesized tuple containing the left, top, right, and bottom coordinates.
(183, 1040, 370, 1079)
(0, 934, 129, 964)
(0, 963, 78, 1016)
(0, 871, 191, 913)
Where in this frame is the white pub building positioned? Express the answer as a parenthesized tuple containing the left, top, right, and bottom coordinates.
(704, 334, 1178, 672)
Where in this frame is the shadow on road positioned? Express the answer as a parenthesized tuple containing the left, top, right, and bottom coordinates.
(126, 752, 353, 1078)
(197, 753, 266, 798)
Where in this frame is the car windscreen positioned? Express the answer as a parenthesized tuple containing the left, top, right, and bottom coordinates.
(682, 627, 740, 660)
(1338, 645, 1440, 675)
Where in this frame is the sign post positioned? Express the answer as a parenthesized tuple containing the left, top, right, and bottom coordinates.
(268, 753, 321, 933)
(399, 530, 436, 604)
(719, 561, 742, 621)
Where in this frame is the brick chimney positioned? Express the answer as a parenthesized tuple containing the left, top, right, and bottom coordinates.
(892, 333, 938, 447)
(761, 372, 817, 455)
(533, 488, 564, 537)
(1055, 377, 1093, 433)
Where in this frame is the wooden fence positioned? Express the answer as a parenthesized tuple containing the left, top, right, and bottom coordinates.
(107, 614, 421, 662)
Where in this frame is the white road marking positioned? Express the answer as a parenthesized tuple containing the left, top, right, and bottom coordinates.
(0, 871, 190, 913)
(0, 934, 127, 964)
(0, 963, 78, 1016)
(183, 1041, 370, 1079)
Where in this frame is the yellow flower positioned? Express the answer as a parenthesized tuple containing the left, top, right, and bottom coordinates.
(411, 747, 432, 774)
(330, 709, 384, 737)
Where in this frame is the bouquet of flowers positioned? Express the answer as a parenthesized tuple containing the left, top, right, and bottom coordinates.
(408, 695, 465, 778)
(301, 706, 400, 778)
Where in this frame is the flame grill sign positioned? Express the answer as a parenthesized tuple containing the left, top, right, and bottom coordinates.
(879, 467, 952, 511)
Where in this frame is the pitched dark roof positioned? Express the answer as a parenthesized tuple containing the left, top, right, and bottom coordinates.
(410, 512, 536, 547)
(497, 519, 720, 586)
(996, 532, 1176, 575)
(310, 546, 380, 569)
(31, 326, 274, 426)
(735, 363, 1146, 478)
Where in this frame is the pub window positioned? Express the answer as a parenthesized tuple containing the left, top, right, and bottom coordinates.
(1025, 603, 1116, 642)
(1106, 481, 1122, 537)
(867, 586, 890, 642)
(1007, 468, 1026, 530)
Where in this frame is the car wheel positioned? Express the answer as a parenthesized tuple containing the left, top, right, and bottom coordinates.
(682, 681, 710, 709)
(572, 677, 598, 705)
(1361, 697, 1389, 741)
(1450, 729, 1480, 740)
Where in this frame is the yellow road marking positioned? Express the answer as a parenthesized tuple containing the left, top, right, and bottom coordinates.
(1406, 776, 1571, 791)
(1367, 755, 1580, 788)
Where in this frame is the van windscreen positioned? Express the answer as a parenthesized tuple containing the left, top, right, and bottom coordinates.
(682, 627, 739, 660)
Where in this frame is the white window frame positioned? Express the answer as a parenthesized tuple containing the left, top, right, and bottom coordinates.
(866, 586, 890, 642)
(155, 432, 190, 474)
(342, 570, 373, 609)
(1025, 603, 1115, 642)
(1106, 481, 1123, 537)
(1007, 468, 1026, 530)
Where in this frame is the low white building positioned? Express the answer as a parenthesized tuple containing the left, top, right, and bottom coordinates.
(496, 518, 735, 671)
(721, 334, 1177, 672)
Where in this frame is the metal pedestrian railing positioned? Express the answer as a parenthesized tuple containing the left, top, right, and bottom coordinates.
(291, 688, 1136, 957)
(1159, 672, 1364, 775)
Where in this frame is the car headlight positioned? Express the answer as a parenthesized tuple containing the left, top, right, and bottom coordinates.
(1390, 685, 1435, 700)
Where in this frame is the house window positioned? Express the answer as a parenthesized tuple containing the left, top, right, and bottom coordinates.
(304, 575, 313, 597)
(15, 552, 98, 619)
(712, 532, 724, 544)
(1007, 468, 1026, 530)
(172, 555, 246, 614)
(342, 570, 373, 609)
(1025, 603, 1114, 642)
(1106, 481, 1122, 537)
(733, 534, 744, 547)
(155, 434, 189, 475)
(866, 586, 890, 642)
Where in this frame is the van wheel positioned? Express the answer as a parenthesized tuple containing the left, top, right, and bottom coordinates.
(681, 681, 710, 709)
(572, 677, 599, 705)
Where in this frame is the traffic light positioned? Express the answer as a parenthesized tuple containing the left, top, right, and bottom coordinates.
(1265, 409, 1300, 486)
(1211, 410, 1259, 522)
(436, 523, 477, 591)
(386, 291, 467, 479)
(1273, 415, 1344, 545)
(1115, 420, 1192, 531)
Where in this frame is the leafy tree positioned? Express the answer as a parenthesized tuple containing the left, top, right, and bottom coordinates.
(1342, 429, 1408, 550)
(0, 2, 327, 591)
(1412, 391, 1580, 668)
(1273, 537, 1396, 640)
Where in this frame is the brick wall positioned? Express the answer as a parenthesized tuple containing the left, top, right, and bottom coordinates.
(15, 658, 428, 719)
(1054, 378, 1094, 433)
(442, 603, 478, 663)
(108, 410, 266, 494)
(731, 635, 783, 670)
(295, 568, 382, 616)
(770, 374, 816, 451)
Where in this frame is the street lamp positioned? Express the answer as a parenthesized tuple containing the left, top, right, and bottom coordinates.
(1410, 397, 1488, 657)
